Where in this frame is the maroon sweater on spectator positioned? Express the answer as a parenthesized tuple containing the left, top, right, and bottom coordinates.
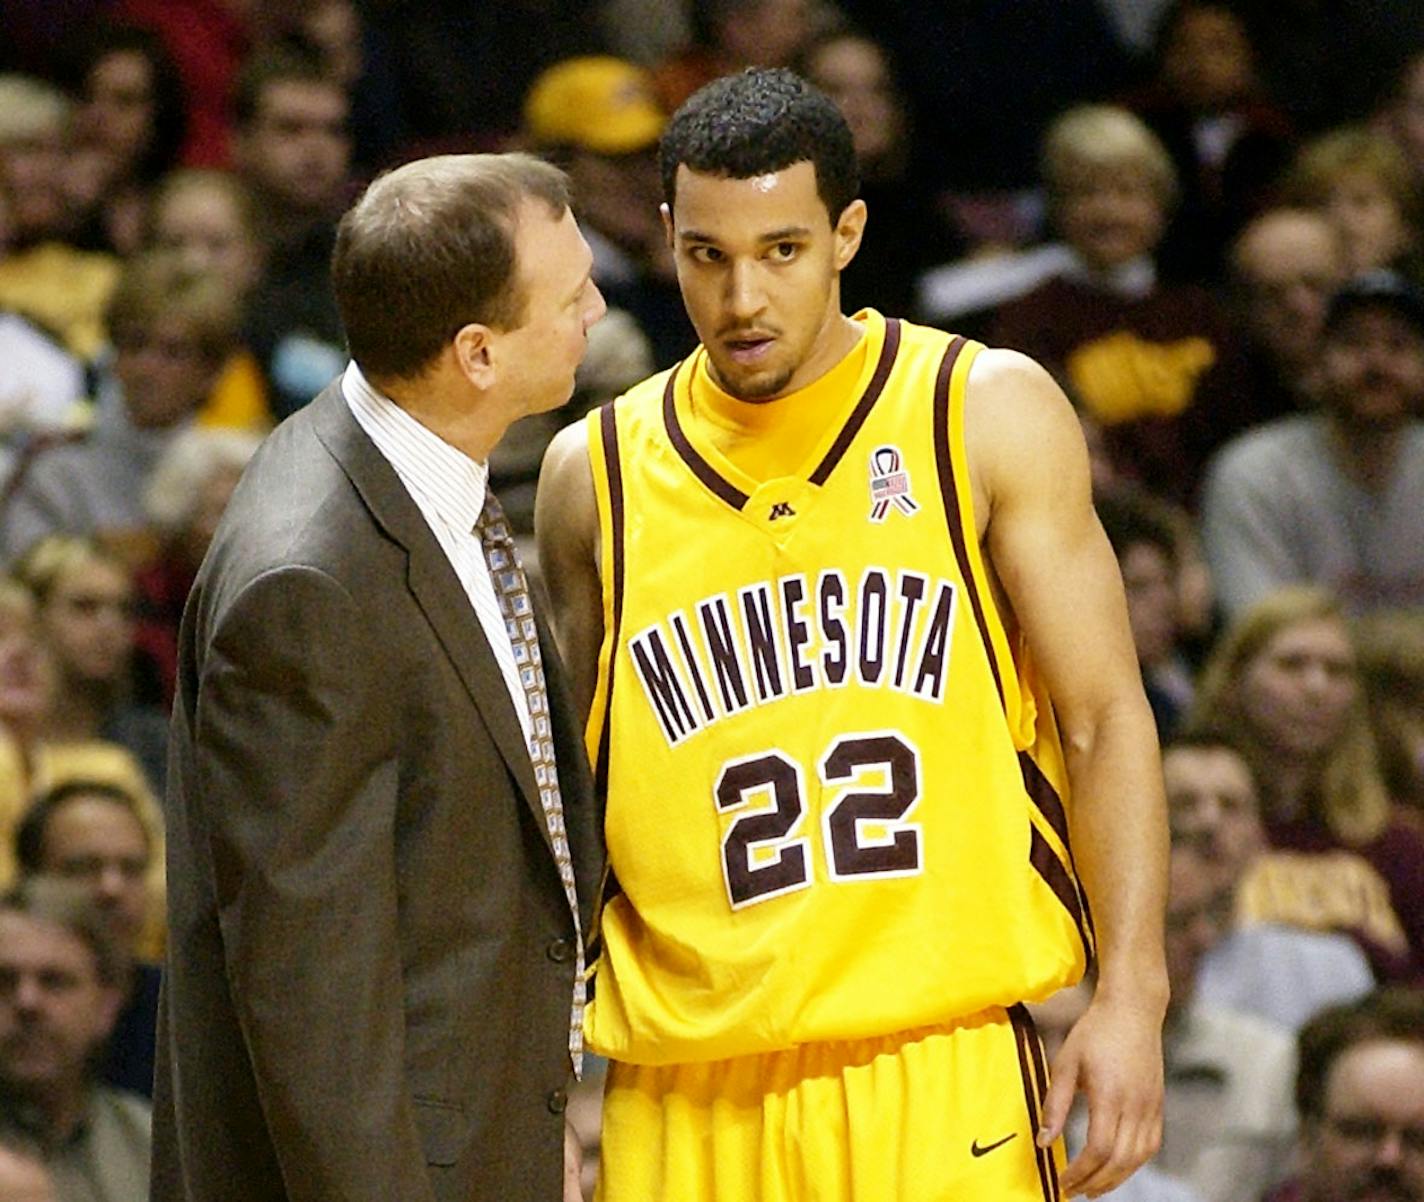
(990, 273, 1256, 504)
(1259, 812, 1424, 985)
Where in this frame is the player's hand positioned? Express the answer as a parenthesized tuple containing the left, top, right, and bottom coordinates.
(1038, 991, 1164, 1197)
(564, 1118, 584, 1202)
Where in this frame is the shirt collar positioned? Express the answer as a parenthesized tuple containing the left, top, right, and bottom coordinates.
(342, 360, 487, 533)
(1061, 249, 1157, 300)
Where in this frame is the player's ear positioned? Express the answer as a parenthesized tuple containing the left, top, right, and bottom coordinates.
(833, 198, 867, 272)
(661, 202, 675, 250)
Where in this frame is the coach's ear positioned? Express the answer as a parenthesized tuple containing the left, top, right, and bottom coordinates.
(834, 198, 867, 272)
(452, 322, 497, 391)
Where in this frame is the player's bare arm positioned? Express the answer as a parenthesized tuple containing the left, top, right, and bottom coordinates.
(966, 348, 1170, 1199)
(537, 419, 604, 721)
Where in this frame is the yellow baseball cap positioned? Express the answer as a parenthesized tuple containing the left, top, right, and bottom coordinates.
(524, 56, 666, 155)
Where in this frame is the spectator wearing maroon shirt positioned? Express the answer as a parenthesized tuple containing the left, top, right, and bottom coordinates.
(991, 104, 1248, 504)
(1191, 587, 1424, 982)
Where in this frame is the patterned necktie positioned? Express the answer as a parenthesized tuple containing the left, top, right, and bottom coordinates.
(477, 491, 585, 1077)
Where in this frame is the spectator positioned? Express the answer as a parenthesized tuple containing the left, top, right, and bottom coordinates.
(1156, 840, 1298, 1202)
(0, 76, 119, 363)
(134, 427, 261, 704)
(112, 0, 253, 167)
(231, 45, 351, 248)
(1263, 988, 1424, 1202)
(0, 78, 75, 249)
(1163, 730, 1376, 1031)
(1201, 271, 1424, 616)
(1191, 586, 1424, 981)
(63, 22, 187, 256)
(1283, 126, 1423, 281)
(0, 253, 237, 566)
(254, 0, 405, 173)
(1228, 207, 1349, 418)
(144, 168, 271, 429)
(1355, 610, 1424, 823)
(10, 538, 168, 794)
(523, 56, 691, 369)
(0, 877, 148, 1199)
(15, 782, 162, 1100)
(991, 104, 1247, 503)
(0, 580, 53, 803)
(1383, 48, 1424, 191)
(797, 27, 963, 317)
(1096, 488, 1197, 737)
(653, 0, 819, 112)
(231, 46, 351, 418)
(1129, 0, 1294, 284)
(0, 580, 156, 894)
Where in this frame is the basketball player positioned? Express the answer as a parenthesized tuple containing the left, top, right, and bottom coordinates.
(538, 69, 1168, 1201)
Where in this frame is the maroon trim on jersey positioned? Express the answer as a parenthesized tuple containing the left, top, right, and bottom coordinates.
(1023, 1012, 1065, 1202)
(1020, 752, 1071, 855)
(807, 317, 902, 485)
(930, 336, 1005, 709)
(1031, 824, 1092, 958)
(662, 363, 751, 510)
(661, 320, 904, 510)
(596, 401, 626, 796)
(595, 402, 627, 914)
(1022, 752, 1096, 955)
(1009, 1004, 1062, 1202)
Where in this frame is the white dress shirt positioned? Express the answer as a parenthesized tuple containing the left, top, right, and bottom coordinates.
(341, 361, 533, 743)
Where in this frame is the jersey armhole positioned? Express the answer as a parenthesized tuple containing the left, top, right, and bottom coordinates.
(584, 403, 623, 782)
(938, 338, 1026, 738)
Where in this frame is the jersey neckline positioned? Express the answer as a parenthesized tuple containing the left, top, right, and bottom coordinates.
(662, 313, 903, 512)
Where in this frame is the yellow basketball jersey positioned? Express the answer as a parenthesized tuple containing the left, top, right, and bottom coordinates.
(585, 311, 1092, 1066)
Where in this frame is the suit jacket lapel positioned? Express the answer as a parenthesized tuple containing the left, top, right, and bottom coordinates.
(307, 384, 547, 845)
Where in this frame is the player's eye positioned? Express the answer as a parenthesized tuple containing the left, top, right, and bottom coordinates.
(688, 245, 724, 264)
(771, 242, 799, 261)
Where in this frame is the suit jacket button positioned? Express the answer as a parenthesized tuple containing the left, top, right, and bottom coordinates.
(547, 937, 573, 964)
(547, 1088, 568, 1114)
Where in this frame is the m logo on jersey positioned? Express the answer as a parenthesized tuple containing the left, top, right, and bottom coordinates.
(868, 445, 918, 522)
(768, 502, 796, 520)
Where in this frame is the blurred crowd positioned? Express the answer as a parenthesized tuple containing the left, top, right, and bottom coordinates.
(0, 1, 1422, 1200)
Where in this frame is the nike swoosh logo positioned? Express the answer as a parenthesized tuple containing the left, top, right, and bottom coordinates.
(970, 1133, 1018, 1157)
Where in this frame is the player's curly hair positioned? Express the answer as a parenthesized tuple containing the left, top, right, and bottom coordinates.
(659, 67, 860, 222)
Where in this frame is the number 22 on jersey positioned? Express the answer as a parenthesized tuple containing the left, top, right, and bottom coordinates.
(716, 730, 923, 909)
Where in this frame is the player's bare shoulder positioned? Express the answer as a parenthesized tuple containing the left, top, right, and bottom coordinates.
(536, 418, 598, 559)
(962, 345, 1093, 529)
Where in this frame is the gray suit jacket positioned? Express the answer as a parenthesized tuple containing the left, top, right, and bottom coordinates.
(151, 381, 604, 1202)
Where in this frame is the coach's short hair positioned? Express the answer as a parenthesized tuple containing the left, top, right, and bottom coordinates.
(659, 67, 860, 222)
(331, 153, 571, 381)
